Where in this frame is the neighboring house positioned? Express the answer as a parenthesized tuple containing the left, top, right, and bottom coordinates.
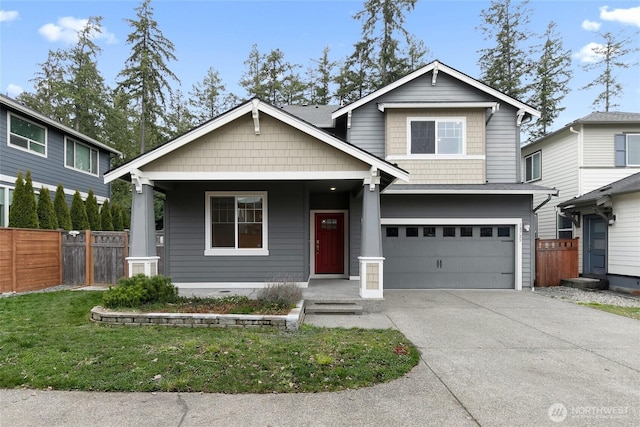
(105, 60, 555, 297)
(521, 112, 640, 240)
(558, 172, 640, 292)
(0, 94, 122, 226)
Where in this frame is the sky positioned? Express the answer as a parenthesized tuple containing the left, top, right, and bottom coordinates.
(0, 0, 639, 133)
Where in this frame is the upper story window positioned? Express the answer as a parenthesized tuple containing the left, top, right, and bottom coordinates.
(615, 134, 640, 166)
(8, 113, 47, 156)
(524, 151, 541, 182)
(65, 137, 99, 176)
(204, 191, 268, 256)
(408, 117, 465, 155)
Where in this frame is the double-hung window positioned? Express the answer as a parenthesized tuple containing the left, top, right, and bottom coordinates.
(615, 133, 640, 166)
(65, 137, 99, 175)
(408, 117, 465, 155)
(8, 113, 46, 155)
(524, 151, 541, 182)
(205, 192, 268, 256)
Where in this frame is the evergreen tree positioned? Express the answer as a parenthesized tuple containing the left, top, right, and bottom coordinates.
(112, 203, 124, 231)
(36, 187, 58, 230)
(100, 199, 114, 231)
(189, 66, 227, 123)
(338, 0, 426, 101)
(117, 0, 179, 154)
(54, 184, 72, 230)
(308, 46, 337, 105)
(70, 190, 89, 230)
(85, 189, 100, 230)
(165, 89, 196, 138)
(526, 21, 572, 140)
(17, 50, 68, 122)
(477, 0, 532, 99)
(239, 44, 268, 100)
(581, 31, 638, 112)
(8, 172, 39, 229)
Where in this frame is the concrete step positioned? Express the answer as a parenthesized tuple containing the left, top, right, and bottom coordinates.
(305, 300, 364, 315)
(561, 277, 609, 291)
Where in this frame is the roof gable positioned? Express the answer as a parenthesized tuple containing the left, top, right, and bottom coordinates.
(331, 60, 539, 120)
(105, 99, 408, 183)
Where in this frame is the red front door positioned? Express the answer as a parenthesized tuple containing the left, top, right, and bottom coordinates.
(315, 213, 344, 274)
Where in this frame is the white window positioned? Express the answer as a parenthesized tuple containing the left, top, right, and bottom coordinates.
(0, 187, 5, 227)
(524, 151, 541, 182)
(557, 214, 573, 239)
(204, 192, 268, 256)
(65, 137, 99, 175)
(8, 113, 47, 156)
(627, 134, 640, 166)
(407, 117, 465, 155)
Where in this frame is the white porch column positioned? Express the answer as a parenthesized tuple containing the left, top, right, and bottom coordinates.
(127, 171, 159, 277)
(359, 168, 384, 299)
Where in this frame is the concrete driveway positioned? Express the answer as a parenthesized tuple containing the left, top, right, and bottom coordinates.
(2, 290, 639, 426)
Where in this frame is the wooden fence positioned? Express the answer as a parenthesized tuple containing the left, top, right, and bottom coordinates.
(1, 228, 165, 293)
(0, 228, 62, 293)
(535, 238, 579, 287)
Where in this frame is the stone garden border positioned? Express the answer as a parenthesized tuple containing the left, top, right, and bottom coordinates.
(90, 300, 305, 330)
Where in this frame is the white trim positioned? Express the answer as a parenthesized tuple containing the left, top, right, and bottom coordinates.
(378, 102, 499, 112)
(381, 217, 523, 291)
(204, 191, 269, 256)
(1, 94, 121, 156)
(173, 281, 309, 289)
(0, 174, 109, 204)
(358, 256, 385, 299)
(332, 60, 540, 120)
(140, 171, 372, 182)
(309, 210, 349, 278)
(382, 186, 557, 195)
(104, 99, 409, 184)
(64, 136, 99, 177)
(407, 116, 466, 156)
(7, 111, 48, 158)
(387, 155, 485, 161)
(524, 150, 541, 183)
(126, 256, 160, 277)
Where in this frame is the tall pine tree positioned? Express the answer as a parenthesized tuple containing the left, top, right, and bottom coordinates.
(116, 0, 179, 154)
(85, 189, 100, 230)
(70, 190, 89, 230)
(189, 67, 227, 123)
(54, 184, 72, 230)
(9, 172, 39, 229)
(37, 187, 58, 230)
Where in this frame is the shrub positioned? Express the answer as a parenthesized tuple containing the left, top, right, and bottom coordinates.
(9, 171, 39, 229)
(257, 275, 303, 310)
(37, 187, 58, 230)
(102, 274, 178, 308)
(54, 184, 72, 230)
(85, 189, 100, 230)
(100, 199, 114, 231)
(70, 190, 89, 230)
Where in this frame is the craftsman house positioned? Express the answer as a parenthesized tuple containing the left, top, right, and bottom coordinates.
(104, 60, 555, 297)
(0, 94, 121, 226)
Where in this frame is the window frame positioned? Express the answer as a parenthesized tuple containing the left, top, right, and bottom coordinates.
(64, 137, 99, 176)
(627, 134, 640, 166)
(557, 214, 573, 239)
(7, 112, 47, 157)
(524, 151, 541, 182)
(204, 191, 268, 256)
(406, 116, 466, 157)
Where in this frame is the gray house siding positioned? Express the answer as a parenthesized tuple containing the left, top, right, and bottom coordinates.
(0, 105, 111, 200)
(165, 181, 308, 283)
(380, 194, 535, 288)
(347, 73, 521, 183)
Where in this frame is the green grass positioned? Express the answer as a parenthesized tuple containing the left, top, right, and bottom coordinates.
(578, 302, 640, 320)
(0, 291, 419, 393)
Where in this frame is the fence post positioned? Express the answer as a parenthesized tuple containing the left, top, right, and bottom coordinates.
(85, 229, 92, 286)
(58, 230, 63, 286)
(11, 229, 17, 292)
(124, 231, 129, 278)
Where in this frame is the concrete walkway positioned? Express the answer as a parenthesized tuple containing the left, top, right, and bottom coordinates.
(2, 290, 639, 426)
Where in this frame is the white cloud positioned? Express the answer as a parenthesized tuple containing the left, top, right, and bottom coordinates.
(574, 42, 605, 63)
(581, 19, 601, 31)
(600, 6, 640, 27)
(38, 16, 116, 45)
(0, 10, 19, 22)
(6, 84, 23, 98)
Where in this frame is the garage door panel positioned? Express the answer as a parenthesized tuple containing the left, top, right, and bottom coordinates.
(383, 225, 515, 289)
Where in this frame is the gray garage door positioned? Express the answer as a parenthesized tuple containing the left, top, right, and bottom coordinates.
(383, 225, 515, 289)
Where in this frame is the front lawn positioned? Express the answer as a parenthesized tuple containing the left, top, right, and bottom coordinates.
(0, 291, 419, 393)
(578, 302, 640, 320)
